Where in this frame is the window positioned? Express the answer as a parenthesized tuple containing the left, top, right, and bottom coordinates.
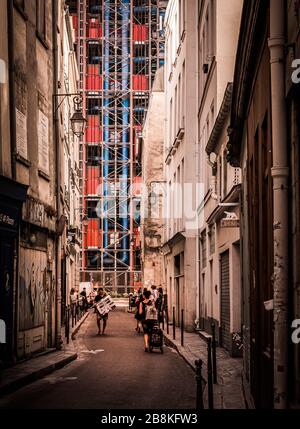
(88, 0, 102, 15)
(174, 85, 178, 136)
(181, 0, 186, 34)
(66, 0, 77, 14)
(211, 101, 215, 126)
(182, 62, 185, 127)
(178, 74, 181, 128)
(169, 98, 173, 144)
(222, 150, 228, 198)
(36, 0, 46, 39)
(210, 0, 216, 56)
(87, 145, 101, 166)
(209, 226, 215, 255)
(87, 200, 99, 219)
(87, 98, 102, 116)
(86, 250, 100, 270)
(88, 42, 102, 66)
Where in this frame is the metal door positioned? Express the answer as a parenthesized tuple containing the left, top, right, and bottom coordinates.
(220, 251, 230, 350)
(0, 236, 15, 363)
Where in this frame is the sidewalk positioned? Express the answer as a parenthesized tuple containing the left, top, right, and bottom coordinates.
(163, 325, 248, 409)
(0, 312, 89, 397)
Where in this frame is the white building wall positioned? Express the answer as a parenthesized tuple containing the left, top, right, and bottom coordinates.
(196, 0, 242, 352)
(163, 0, 198, 330)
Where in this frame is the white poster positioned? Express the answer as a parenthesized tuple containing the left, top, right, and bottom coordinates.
(96, 295, 116, 316)
(38, 110, 49, 173)
(16, 108, 27, 159)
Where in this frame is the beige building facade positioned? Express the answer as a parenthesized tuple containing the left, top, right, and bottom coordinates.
(62, 10, 82, 308)
(163, 0, 198, 330)
(202, 83, 242, 356)
(196, 0, 242, 351)
(0, 0, 81, 365)
(141, 67, 165, 291)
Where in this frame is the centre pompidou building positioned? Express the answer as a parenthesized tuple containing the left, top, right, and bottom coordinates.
(67, 0, 167, 292)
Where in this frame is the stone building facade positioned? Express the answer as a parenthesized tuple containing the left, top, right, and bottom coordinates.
(141, 67, 165, 292)
(196, 0, 242, 353)
(228, 0, 300, 409)
(162, 0, 198, 331)
(0, 0, 81, 365)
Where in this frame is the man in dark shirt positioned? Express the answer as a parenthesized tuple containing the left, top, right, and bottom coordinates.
(80, 287, 88, 311)
(94, 287, 108, 335)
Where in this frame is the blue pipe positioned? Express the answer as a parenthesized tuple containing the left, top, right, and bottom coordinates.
(133, 57, 146, 64)
(119, 0, 130, 264)
(133, 6, 157, 15)
(102, 0, 130, 267)
(103, 0, 113, 265)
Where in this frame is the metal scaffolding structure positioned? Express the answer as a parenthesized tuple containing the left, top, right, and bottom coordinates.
(68, 0, 167, 292)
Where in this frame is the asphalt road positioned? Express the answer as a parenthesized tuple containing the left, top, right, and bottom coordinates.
(0, 309, 196, 409)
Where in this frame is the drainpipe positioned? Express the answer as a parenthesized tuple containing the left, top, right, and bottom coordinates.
(268, 0, 289, 409)
(53, 0, 62, 350)
(7, 0, 16, 180)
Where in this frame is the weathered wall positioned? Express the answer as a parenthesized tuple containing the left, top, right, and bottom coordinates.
(142, 67, 165, 291)
(0, 0, 11, 178)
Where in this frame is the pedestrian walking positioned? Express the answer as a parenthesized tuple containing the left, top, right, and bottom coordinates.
(151, 285, 159, 302)
(80, 287, 88, 312)
(89, 289, 96, 307)
(70, 288, 77, 319)
(156, 287, 164, 324)
(139, 290, 158, 352)
(94, 287, 109, 336)
(134, 290, 143, 333)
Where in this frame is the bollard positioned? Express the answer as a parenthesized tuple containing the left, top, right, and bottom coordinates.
(71, 304, 74, 328)
(65, 306, 70, 344)
(173, 306, 176, 340)
(211, 323, 217, 384)
(207, 337, 214, 409)
(195, 359, 204, 410)
(181, 309, 184, 347)
(166, 307, 169, 335)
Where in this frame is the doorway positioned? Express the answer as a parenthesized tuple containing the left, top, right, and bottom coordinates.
(220, 250, 230, 351)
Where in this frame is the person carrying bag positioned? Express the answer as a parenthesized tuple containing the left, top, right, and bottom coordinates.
(139, 290, 158, 352)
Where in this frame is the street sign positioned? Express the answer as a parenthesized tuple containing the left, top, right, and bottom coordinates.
(221, 219, 240, 228)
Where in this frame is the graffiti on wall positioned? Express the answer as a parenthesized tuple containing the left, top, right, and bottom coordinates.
(19, 248, 48, 331)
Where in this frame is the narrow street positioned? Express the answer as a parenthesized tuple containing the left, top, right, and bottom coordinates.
(0, 308, 196, 409)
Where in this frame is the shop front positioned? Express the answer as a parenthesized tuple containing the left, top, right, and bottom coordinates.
(0, 175, 27, 366)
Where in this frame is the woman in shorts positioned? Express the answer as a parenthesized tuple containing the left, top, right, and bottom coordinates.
(139, 290, 157, 352)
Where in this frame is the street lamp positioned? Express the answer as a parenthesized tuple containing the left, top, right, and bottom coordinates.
(53, 92, 87, 138)
(70, 95, 87, 137)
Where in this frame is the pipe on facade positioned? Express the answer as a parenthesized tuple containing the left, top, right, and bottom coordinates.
(102, 0, 114, 266)
(268, 0, 289, 409)
(119, 0, 130, 264)
(7, 0, 16, 180)
(53, 0, 62, 349)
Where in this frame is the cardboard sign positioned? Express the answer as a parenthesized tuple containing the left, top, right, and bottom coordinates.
(96, 295, 116, 316)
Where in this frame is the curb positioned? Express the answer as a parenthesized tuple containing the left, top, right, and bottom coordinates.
(0, 311, 92, 398)
(164, 332, 248, 409)
(0, 352, 77, 398)
(163, 333, 200, 376)
(71, 311, 90, 340)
